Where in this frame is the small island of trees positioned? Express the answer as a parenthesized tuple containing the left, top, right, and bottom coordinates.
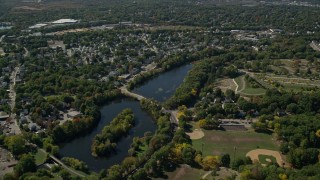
(91, 109, 135, 157)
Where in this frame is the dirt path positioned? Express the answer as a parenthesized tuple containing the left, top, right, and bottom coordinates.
(238, 76, 246, 92)
(233, 76, 245, 94)
(246, 149, 290, 167)
(233, 79, 239, 93)
(202, 170, 212, 179)
(171, 164, 191, 180)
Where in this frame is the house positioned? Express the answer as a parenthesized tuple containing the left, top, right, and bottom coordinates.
(119, 74, 131, 80)
(0, 111, 9, 121)
(277, 110, 287, 117)
(28, 123, 40, 132)
(213, 98, 222, 104)
(224, 97, 234, 103)
(19, 115, 28, 124)
(130, 68, 139, 75)
(67, 110, 82, 119)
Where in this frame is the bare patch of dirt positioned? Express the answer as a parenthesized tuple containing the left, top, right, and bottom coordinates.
(246, 149, 290, 167)
(215, 167, 239, 180)
(186, 129, 204, 140)
(171, 164, 191, 180)
(215, 78, 237, 92)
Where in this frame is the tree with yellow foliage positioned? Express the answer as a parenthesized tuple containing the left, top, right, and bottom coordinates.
(279, 173, 288, 180)
(202, 156, 219, 170)
(170, 143, 188, 162)
(191, 88, 197, 96)
(316, 129, 320, 138)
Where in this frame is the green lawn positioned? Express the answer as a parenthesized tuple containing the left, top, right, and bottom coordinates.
(192, 129, 278, 162)
(234, 76, 245, 92)
(281, 83, 316, 92)
(258, 154, 277, 164)
(235, 75, 266, 95)
(241, 87, 266, 95)
(34, 149, 47, 165)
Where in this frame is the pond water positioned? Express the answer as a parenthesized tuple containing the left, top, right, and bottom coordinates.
(132, 64, 192, 102)
(59, 64, 192, 171)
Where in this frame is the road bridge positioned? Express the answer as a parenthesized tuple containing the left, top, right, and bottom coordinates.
(120, 86, 146, 101)
(39, 149, 86, 178)
(120, 86, 179, 125)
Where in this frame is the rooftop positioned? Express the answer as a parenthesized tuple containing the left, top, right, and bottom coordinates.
(29, 23, 47, 29)
(52, 19, 78, 24)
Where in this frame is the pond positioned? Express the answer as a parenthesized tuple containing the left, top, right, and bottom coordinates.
(59, 64, 192, 171)
(132, 64, 193, 102)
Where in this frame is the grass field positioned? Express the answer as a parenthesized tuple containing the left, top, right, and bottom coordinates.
(34, 149, 47, 165)
(241, 87, 266, 95)
(234, 75, 266, 95)
(258, 154, 277, 164)
(234, 76, 245, 92)
(192, 129, 278, 162)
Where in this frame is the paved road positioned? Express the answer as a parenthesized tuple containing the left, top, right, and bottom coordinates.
(120, 86, 179, 125)
(310, 41, 320, 52)
(120, 86, 146, 101)
(9, 66, 21, 134)
(0, 35, 5, 43)
(39, 149, 85, 178)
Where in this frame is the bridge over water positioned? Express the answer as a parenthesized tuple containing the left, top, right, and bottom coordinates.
(39, 149, 86, 178)
(119, 86, 179, 125)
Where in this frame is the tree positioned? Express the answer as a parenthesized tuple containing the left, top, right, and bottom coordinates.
(221, 154, 231, 167)
(4, 135, 26, 157)
(130, 169, 149, 180)
(106, 165, 122, 180)
(286, 103, 299, 114)
(14, 154, 36, 176)
(182, 146, 196, 165)
(59, 169, 71, 180)
(51, 145, 59, 156)
(198, 119, 207, 129)
(316, 129, 320, 138)
(122, 157, 138, 172)
(202, 156, 219, 170)
(3, 173, 15, 180)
